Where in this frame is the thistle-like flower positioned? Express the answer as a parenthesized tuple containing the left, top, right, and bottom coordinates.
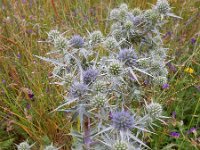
(155, 0, 170, 14)
(70, 82, 88, 98)
(92, 80, 109, 93)
(108, 62, 123, 76)
(91, 94, 106, 108)
(131, 8, 141, 16)
(70, 35, 84, 48)
(118, 9, 127, 22)
(146, 102, 162, 119)
(83, 68, 98, 84)
(144, 9, 160, 23)
(89, 31, 103, 45)
(110, 8, 120, 20)
(103, 37, 118, 50)
(112, 111, 134, 131)
(54, 36, 68, 51)
(111, 29, 123, 41)
(124, 20, 133, 31)
(48, 30, 60, 42)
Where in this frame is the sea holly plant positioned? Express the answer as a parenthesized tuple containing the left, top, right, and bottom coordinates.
(36, 1, 181, 149)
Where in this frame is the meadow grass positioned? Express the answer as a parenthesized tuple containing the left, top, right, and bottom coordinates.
(0, 0, 199, 149)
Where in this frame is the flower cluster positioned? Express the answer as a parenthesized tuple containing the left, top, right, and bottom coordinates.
(36, 1, 180, 149)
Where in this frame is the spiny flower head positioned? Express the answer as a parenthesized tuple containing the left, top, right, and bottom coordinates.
(90, 30, 103, 45)
(124, 20, 133, 31)
(54, 36, 68, 51)
(70, 35, 84, 48)
(91, 94, 106, 108)
(113, 141, 128, 150)
(119, 3, 128, 11)
(112, 111, 134, 131)
(103, 37, 118, 50)
(131, 8, 141, 16)
(108, 61, 123, 76)
(112, 29, 123, 41)
(70, 82, 88, 98)
(17, 141, 32, 150)
(118, 48, 137, 66)
(48, 30, 60, 42)
(83, 68, 98, 84)
(155, 0, 170, 14)
(110, 8, 120, 20)
(118, 9, 127, 22)
(146, 102, 162, 118)
(144, 9, 160, 23)
(92, 80, 109, 93)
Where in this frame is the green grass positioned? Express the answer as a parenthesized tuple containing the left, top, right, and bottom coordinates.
(0, 0, 200, 149)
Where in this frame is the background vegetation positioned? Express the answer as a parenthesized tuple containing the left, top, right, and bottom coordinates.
(0, 0, 199, 149)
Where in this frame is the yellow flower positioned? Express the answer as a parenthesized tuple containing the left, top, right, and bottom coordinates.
(184, 67, 194, 74)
